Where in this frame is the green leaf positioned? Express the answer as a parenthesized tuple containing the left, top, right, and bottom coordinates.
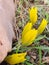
(25, 61, 33, 65)
(45, 12, 49, 21)
(26, 56, 30, 61)
(34, 35, 46, 42)
(39, 49, 42, 64)
(33, 46, 49, 50)
(45, 36, 49, 40)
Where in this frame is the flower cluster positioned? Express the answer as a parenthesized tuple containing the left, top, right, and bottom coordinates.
(5, 7, 48, 64)
(22, 7, 48, 46)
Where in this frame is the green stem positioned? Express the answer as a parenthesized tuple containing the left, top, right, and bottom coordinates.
(39, 49, 42, 65)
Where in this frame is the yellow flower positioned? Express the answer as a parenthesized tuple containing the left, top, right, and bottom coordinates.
(21, 7, 48, 46)
(22, 22, 32, 38)
(22, 29, 38, 46)
(37, 19, 48, 35)
(5, 53, 27, 64)
(29, 7, 38, 25)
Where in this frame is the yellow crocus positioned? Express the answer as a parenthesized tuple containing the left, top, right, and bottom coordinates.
(38, 19, 48, 35)
(29, 7, 38, 25)
(22, 29, 38, 46)
(22, 22, 32, 38)
(5, 53, 27, 65)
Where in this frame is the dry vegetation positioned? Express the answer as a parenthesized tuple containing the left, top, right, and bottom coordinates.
(15, 0, 49, 65)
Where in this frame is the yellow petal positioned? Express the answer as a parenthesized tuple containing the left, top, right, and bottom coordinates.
(22, 22, 32, 38)
(5, 53, 27, 64)
(29, 7, 37, 14)
(22, 29, 38, 46)
(29, 7, 38, 25)
(38, 19, 48, 35)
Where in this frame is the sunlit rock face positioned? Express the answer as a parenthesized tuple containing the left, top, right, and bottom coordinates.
(0, 0, 15, 63)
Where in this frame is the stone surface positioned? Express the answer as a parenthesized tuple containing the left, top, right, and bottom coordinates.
(0, 0, 15, 63)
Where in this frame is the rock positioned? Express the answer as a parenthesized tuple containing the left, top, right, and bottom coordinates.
(0, 0, 15, 63)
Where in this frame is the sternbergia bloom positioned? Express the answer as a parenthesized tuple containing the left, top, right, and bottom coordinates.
(5, 53, 27, 64)
(22, 29, 38, 46)
(38, 19, 48, 35)
(21, 7, 48, 46)
(22, 22, 32, 38)
(29, 7, 38, 25)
